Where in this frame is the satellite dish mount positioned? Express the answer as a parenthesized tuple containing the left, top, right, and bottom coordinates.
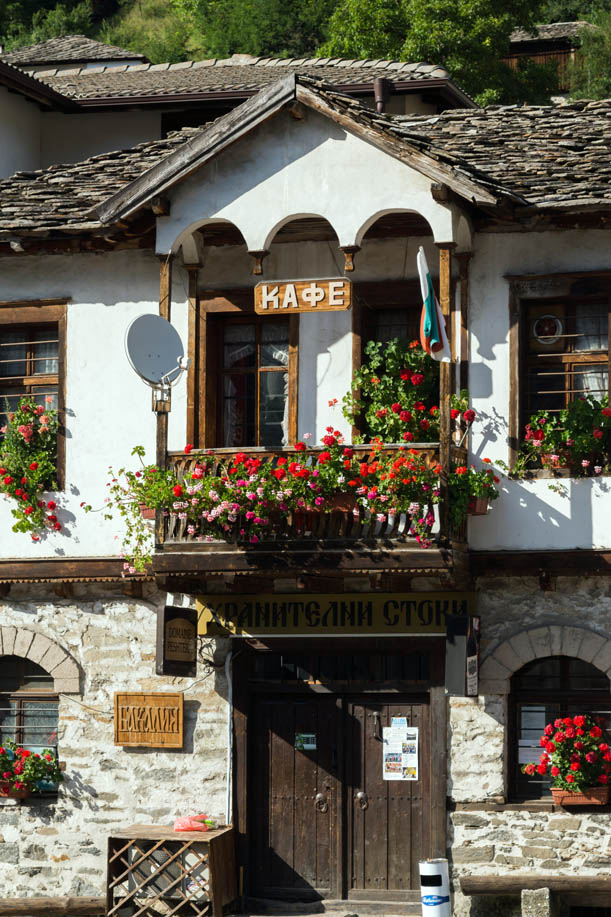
(125, 314, 191, 413)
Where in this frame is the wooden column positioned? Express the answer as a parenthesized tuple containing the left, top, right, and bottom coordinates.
(155, 255, 172, 547)
(457, 252, 472, 394)
(437, 243, 455, 542)
(185, 267, 199, 447)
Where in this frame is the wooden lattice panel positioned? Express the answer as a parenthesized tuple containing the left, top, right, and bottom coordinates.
(107, 826, 237, 917)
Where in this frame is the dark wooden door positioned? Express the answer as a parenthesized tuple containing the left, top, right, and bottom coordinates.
(250, 696, 338, 899)
(346, 699, 431, 897)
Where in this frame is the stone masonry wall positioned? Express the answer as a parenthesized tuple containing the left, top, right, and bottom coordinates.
(0, 583, 230, 897)
(449, 575, 611, 916)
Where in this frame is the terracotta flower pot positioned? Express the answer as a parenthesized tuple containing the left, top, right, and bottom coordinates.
(325, 493, 358, 513)
(467, 496, 489, 516)
(551, 786, 609, 806)
(139, 504, 156, 520)
(0, 781, 31, 799)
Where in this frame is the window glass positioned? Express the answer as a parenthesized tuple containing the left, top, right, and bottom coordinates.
(0, 656, 59, 794)
(219, 318, 290, 447)
(0, 322, 60, 428)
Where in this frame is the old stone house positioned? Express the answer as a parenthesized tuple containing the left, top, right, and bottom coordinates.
(0, 38, 611, 917)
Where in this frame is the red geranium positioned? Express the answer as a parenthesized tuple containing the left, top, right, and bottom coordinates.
(523, 714, 610, 793)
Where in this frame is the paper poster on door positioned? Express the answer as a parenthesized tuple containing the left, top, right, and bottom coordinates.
(383, 724, 418, 780)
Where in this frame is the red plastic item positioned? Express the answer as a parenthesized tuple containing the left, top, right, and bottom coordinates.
(173, 814, 214, 832)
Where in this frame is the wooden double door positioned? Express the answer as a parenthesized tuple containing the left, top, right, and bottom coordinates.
(249, 694, 438, 900)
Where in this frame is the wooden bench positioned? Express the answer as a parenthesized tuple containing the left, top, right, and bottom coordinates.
(461, 876, 611, 907)
(0, 898, 105, 915)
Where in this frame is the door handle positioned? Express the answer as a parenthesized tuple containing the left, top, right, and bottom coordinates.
(315, 792, 328, 813)
(355, 791, 368, 810)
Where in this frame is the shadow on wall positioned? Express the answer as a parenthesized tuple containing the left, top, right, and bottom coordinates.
(467, 475, 611, 551)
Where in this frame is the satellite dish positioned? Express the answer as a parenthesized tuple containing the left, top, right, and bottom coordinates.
(125, 314, 185, 386)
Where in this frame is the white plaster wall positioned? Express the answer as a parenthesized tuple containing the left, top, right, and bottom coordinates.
(40, 110, 162, 167)
(157, 107, 457, 252)
(468, 230, 611, 550)
(0, 86, 41, 177)
(0, 250, 188, 559)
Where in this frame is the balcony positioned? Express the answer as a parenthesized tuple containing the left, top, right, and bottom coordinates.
(152, 444, 468, 584)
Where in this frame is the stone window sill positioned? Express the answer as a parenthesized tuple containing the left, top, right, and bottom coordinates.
(451, 799, 611, 812)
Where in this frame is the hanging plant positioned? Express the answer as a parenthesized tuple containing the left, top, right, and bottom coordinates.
(0, 395, 60, 539)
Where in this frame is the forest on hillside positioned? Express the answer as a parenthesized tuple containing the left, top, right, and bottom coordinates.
(2, 0, 611, 104)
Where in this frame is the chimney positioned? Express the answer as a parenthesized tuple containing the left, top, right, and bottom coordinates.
(373, 77, 391, 113)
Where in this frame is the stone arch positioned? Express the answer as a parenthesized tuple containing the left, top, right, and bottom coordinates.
(0, 626, 81, 694)
(479, 625, 611, 695)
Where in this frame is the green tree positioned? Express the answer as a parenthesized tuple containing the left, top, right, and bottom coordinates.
(321, 0, 559, 104)
(100, 0, 189, 62)
(171, 0, 337, 59)
(1, 1, 93, 49)
(570, 12, 611, 96)
(541, 0, 611, 20)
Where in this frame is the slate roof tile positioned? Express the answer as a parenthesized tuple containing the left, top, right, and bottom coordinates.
(34, 54, 452, 101)
(1, 35, 148, 66)
(2, 77, 611, 237)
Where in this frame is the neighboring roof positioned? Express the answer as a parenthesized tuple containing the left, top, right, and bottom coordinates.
(34, 54, 468, 106)
(1, 35, 149, 67)
(0, 127, 199, 237)
(0, 58, 75, 109)
(2, 77, 611, 240)
(510, 21, 593, 44)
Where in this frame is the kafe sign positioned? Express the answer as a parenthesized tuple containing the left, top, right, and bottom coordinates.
(197, 592, 476, 637)
(254, 278, 351, 314)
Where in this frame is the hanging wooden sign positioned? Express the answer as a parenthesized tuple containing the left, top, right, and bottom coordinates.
(156, 605, 198, 677)
(114, 692, 183, 748)
(254, 278, 352, 314)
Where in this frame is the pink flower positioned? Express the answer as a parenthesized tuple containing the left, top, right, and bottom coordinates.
(35, 405, 45, 415)
(45, 396, 53, 404)
(582, 460, 590, 468)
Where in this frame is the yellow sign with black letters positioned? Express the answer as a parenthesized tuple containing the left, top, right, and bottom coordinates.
(197, 593, 476, 637)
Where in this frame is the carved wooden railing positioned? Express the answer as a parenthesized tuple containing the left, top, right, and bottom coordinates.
(160, 444, 467, 548)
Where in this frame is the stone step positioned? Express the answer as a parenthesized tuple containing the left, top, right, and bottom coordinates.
(242, 896, 422, 916)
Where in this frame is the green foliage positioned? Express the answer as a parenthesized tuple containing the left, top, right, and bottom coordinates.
(170, 0, 337, 59)
(99, 0, 190, 63)
(0, 741, 63, 794)
(515, 395, 611, 475)
(0, 396, 61, 538)
(322, 0, 559, 104)
(542, 0, 611, 19)
(343, 338, 440, 444)
(570, 13, 611, 98)
(448, 460, 500, 530)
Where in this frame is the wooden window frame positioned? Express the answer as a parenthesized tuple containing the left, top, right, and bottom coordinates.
(0, 300, 67, 489)
(509, 655, 611, 801)
(508, 272, 611, 467)
(187, 289, 298, 449)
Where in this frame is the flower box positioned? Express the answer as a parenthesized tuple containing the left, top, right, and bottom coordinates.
(467, 496, 489, 516)
(0, 781, 30, 799)
(551, 786, 609, 806)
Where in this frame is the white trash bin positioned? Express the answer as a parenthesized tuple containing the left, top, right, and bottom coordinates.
(419, 858, 451, 916)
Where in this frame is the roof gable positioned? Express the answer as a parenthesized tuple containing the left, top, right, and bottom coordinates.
(94, 74, 507, 226)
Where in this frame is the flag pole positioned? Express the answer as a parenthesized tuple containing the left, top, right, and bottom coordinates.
(436, 243, 455, 543)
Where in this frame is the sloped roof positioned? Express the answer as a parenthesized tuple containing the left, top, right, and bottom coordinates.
(2, 77, 611, 239)
(510, 21, 593, 44)
(0, 128, 199, 236)
(36, 54, 455, 103)
(0, 58, 75, 109)
(1, 35, 149, 67)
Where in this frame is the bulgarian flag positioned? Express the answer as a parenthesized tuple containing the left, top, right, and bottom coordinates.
(417, 246, 451, 363)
